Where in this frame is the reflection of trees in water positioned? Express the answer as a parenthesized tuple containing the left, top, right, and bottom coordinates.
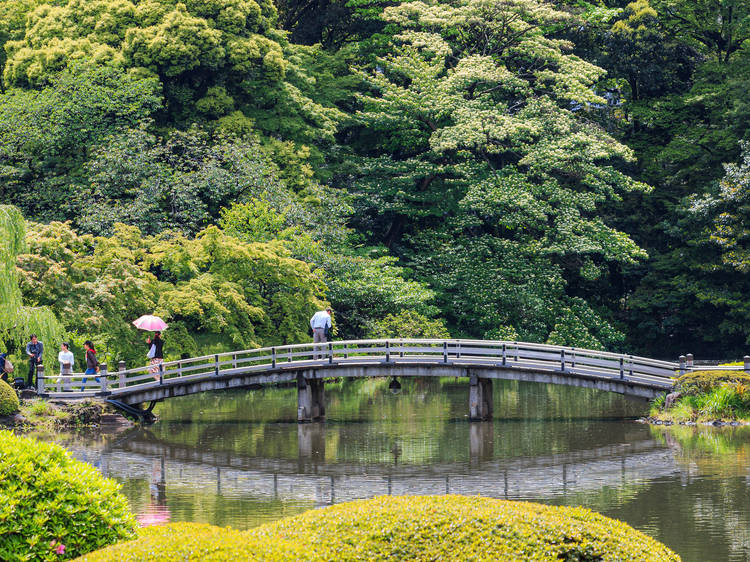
(650, 424, 750, 476)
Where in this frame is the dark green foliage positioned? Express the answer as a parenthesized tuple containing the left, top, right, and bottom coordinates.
(0, 430, 137, 561)
(0, 0, 748, 359)
(0, 64, 162, 222)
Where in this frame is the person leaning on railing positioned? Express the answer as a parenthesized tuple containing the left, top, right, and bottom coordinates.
(310, 307, 332, 343)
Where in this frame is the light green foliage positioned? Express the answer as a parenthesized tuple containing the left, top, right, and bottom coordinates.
(352, 0, 649, 346)
(675, 370, 750, 396)
(321, 253, 439, 339)
(0, 430, 137, 561)
(368, 310, 449, 339)
(220, 200, 445, 339)
(17, 220, 325, 365)
(654, 370, 750, 421)
(0, 380, 19, 416)
(77, 495, 680, 561)
(0, 205, 65, 367)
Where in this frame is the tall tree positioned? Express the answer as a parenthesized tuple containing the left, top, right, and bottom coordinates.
(349, 0, 650, 347)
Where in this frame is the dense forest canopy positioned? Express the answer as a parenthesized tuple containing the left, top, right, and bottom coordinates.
(0, 0, 747, 362)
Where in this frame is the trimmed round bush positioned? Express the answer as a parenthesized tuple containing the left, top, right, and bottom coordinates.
(0, 430, 137, 561)
(76, 495, 680, 561)
(0, 379, 19, 416)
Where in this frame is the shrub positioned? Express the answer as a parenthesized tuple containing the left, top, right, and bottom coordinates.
(76, 495, 680, 561)
(0, 379, 20, 416)
(676, 370, 750, 395)
(0, 430, 137, 561)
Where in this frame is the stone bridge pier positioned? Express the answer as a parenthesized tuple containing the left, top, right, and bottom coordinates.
(296, 368, 495, 423)
(297, 372, 325, 422)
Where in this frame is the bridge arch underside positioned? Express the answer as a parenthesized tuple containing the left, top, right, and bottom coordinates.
(120, 362, 668, 413)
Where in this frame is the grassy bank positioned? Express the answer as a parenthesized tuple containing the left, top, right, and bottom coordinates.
(650, 367, 750, 424)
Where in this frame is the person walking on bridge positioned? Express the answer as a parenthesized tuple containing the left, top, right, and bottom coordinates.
(147, 331, 164, 381)
(310, 307, 332, 358)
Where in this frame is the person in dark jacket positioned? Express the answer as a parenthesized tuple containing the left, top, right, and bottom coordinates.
(26, 334, 43, 388)
(147, 331, 164, 381)
(80, 340, 100, 391)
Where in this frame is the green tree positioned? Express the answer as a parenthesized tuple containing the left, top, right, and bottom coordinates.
(2, 0, 342, 185)
(220, 200, 444, 339)
(349, 0, 649, 347)
(18, 220, 326, 365)
(0, 63, 162, 221)
(79, 127, 301, 236)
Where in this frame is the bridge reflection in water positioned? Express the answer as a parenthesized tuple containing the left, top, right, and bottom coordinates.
(63, 423, 681, 512)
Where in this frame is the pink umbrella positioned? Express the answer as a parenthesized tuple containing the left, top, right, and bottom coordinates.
(132, 315, 168, 331)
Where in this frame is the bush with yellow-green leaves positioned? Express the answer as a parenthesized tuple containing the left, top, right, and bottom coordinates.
(0, 379, 20, 416)
(76, 495, 679, 561)
(0, 431, 137, 561)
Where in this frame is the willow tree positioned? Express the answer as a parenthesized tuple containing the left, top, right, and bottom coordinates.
(0, 205, 64, 366)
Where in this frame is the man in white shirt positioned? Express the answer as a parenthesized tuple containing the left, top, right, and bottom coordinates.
(310, 307, 332, 341)
(310, 307, 332, 358)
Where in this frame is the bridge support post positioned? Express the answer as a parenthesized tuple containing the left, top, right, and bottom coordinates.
(297, 371, 325, 423)
(469, 373, 492, 421)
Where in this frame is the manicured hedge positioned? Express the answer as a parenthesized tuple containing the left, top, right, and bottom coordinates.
(76, 495, 680, 561)
(676, 370, 750, 395)
(0, 379, 19, 416)
(0, 430, 137, 561)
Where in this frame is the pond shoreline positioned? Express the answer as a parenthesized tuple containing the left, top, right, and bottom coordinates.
(0, 398, 134, 431)
(637, 416, 750, 427)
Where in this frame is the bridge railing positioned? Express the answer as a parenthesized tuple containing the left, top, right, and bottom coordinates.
(37, 339, 683, 398)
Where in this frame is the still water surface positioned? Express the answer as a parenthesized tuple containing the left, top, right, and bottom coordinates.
(39, 378, 750, 561)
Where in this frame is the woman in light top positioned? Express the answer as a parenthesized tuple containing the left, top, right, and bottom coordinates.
(58, 342, 74, 391)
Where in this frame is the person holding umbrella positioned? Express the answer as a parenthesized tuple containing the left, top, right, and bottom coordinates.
(147, 331, 164, 380)
(133, 315, 168, 381)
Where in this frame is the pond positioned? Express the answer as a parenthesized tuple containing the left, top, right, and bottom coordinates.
(38, 378, 750, 562)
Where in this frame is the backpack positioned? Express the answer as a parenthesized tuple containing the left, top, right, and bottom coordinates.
(3, 358, 14, 374)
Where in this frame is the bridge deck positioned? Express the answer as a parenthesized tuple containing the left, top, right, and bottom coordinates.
(38, 339, 678, 405)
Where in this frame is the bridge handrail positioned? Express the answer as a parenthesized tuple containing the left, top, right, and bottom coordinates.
(111, 338, 681, 376)
(36, 338, 691, 398)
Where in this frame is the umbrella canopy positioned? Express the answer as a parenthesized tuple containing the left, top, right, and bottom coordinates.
(132, 315, 168, 331)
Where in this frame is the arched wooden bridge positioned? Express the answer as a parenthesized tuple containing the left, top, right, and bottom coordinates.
(38, 339, 681, 421)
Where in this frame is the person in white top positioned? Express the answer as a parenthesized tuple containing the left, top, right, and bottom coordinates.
(58, 342, 75, 391)
(310, 307, 332, 358)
